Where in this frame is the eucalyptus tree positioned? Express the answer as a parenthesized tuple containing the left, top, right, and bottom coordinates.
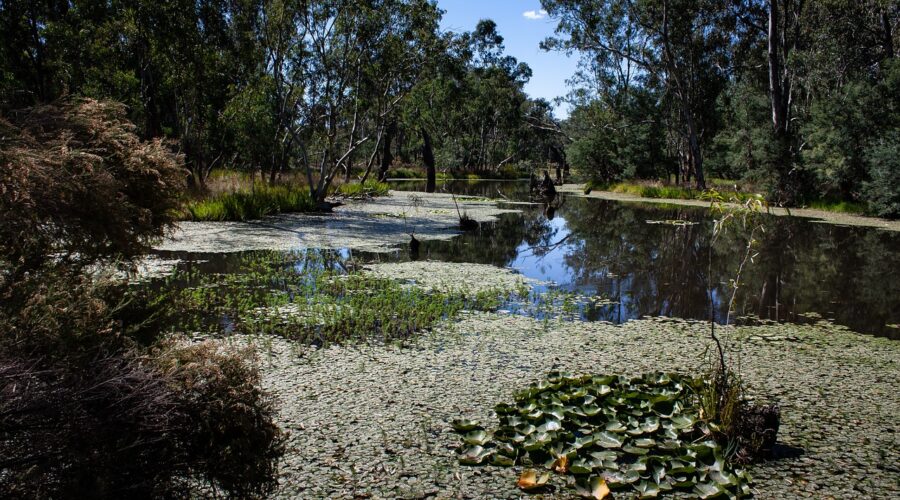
(458, 20, 533, 172)
(541, 0, 736, 188)
(258, 0, 440, 204)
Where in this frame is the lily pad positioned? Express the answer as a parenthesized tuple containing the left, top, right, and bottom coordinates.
(574, 476, 611, 499)
(463, 430, 490, 445)
(570, 458, 595, 474)
(640, 416, 660, 433)
(594, 431, 624, 449)
(634, 437, 657, 448)
(693, 482, 725, 499)
(670, 414, 696, 430)
(451, 418, 482, 432)
(604, 421, 627, 433)
(454, 372, 752, 499)
(634, 480, 661, 498)
(517, 469, 550, 491)
(458, 445, 493, 465)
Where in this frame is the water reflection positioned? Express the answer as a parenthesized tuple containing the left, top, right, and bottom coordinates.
(154, 180, 899, 339)
(390, 180, 900, 338)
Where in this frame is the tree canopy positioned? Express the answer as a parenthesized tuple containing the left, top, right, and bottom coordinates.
(1, 0, 896, 214)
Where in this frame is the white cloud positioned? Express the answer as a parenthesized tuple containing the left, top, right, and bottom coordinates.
(523, 9, 547, 20)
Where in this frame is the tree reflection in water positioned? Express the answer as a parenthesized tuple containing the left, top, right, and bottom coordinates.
(395, 181, 900, 338)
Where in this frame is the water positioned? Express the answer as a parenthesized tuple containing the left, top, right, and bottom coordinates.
(155, 180, 900, 339)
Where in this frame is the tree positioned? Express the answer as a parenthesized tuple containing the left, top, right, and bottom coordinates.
(542, 0, 733, 189)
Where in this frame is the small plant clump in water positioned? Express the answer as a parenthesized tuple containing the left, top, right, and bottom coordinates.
(453, 371, 752, 499)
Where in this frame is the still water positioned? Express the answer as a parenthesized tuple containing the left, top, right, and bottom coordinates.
(389, 180, 900, 338)
(156, 180, 900, 339)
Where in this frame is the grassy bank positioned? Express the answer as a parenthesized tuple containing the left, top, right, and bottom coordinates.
(585, 179, 758, 203)
(183, 184, 316, 221)
(584, 179, 869, 215)
(183, 171, 393, 221)
(336, 179, 390, 198)
(804, 198, 868, 214)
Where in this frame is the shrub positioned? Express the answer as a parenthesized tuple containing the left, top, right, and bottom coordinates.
(0, 99, 185, 272)
(862, 131, 900, 218)
(0, 273, 285, 498)
(156, 341, 286, 497)
(0, 100, 285, 498)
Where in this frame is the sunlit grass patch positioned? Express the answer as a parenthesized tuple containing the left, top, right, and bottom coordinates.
(585, 180, 760, 204)
(805, 198, 868, 214)
(183, 184, 315, 221)
(336, 179, 390, 198)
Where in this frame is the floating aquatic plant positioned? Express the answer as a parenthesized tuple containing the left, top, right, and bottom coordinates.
(454, 371, 752, 498)
(149, 251, 518, 345)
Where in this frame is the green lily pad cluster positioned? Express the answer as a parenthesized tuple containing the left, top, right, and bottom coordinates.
(453, 372, 752, 498)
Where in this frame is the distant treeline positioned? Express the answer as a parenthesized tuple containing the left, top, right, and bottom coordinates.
(0, 1, 563, 200)
(2, 1, 897, 215)
(543, 0, 899, 216)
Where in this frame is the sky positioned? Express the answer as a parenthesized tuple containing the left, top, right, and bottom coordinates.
(436, 0, 579, 118)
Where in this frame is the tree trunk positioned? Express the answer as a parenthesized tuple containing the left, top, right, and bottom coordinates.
(767, 0, 802, 203)
(422, 127, 436, 193)
(377, 121, 396, 181)
(882, 10, 894, 60)
(685, 116, 704, 189)
(768, 0, 788, 136)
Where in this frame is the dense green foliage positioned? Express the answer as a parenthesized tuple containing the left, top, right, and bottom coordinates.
(1, 0, 895, 211)
(0, 0, 559, 200)
(544, 0, 899, 216)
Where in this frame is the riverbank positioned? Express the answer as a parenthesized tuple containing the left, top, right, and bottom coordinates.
(560, 184, 900, 232)
(237, 307, 898, 499)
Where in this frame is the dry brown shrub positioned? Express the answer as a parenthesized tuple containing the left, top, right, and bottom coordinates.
(0, 98, 185, 272)
(156, 341, 286, 497)
(0, 101, 284, 498)
(0, 274, 284, 497)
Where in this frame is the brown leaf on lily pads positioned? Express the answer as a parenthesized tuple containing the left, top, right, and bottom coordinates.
(552, 455, 570, 473)
(517, 469, 550, 491)
(575, 476, 610, 499)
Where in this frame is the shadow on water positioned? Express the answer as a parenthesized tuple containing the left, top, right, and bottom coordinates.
(155, 180, 900, 339)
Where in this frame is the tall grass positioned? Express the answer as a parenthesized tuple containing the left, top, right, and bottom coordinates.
(805, 198, 868, 214)
(585, 180, 758, 203)
(336, 179, 390, 198)
(184, 184, 315, 221)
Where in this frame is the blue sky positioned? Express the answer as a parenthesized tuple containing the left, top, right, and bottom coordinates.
(436, 0, 578, 118)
